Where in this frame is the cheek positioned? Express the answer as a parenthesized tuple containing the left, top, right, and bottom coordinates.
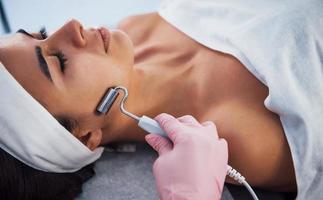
(63, 56, 120, 112)
(74, 55, 126, 86)
(109, 30, 134, 67)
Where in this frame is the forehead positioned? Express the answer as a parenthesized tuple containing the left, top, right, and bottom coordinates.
(0, 34, 38, 77)
(0, 34, 56, 109)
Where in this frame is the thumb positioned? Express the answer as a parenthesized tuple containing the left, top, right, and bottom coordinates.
(145, 134, 172, 155)
(155, 113, 181, 143)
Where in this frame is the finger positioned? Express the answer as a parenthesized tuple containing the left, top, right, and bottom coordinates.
(145, 134, 172, 155)
(201, 120, 216, 127)
(177, 115, 200, 126)
(155, 113, 181, 142)
(218, 139, 229, 159)
(202, 121, 219, 138)
(219, 138, 228, 150)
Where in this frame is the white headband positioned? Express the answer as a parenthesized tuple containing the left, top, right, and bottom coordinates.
(0, 63, 104, 173)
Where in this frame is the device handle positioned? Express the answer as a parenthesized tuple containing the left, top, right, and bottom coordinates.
(138, 115, 168, 137)
(138, 115, 258, 200)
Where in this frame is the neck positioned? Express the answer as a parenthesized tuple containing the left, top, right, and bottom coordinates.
(100, 55, 206, 144)
(100, 66, 178, 144)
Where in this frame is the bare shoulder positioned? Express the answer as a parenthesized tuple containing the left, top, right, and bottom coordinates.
(117, 12, 159, 29)
(201, 102, 296, 192)
(117, 13, 161, 45)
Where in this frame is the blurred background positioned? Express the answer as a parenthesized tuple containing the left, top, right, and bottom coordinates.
(0, 0, 160, 34)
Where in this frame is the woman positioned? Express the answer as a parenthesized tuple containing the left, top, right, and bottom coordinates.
(0, 0, 322, 199)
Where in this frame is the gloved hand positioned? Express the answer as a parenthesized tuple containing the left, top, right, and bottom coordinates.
(145, 113, 228, 200)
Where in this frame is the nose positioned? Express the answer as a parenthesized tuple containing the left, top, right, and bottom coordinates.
(63, 19, 86, 48)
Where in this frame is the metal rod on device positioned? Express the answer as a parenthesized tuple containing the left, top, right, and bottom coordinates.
(114, 86, 140, 121)
(96, 86, 168, 137)
(96, 86, 140, 121)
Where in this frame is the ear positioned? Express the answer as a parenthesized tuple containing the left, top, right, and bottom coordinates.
(78, 129, 103, 151)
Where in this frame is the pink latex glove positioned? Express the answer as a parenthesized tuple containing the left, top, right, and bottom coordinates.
(145, 113, 228, 200)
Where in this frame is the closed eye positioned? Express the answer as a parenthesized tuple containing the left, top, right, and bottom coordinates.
(18, 27, 67, 77)
(54, 51, 68, 73)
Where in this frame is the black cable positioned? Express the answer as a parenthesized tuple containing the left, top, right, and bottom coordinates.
(0, 0, 11, 33)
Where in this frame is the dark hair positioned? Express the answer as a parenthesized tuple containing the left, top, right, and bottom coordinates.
(0, 147, 95, 200)
(0, 116, 94, 200)
(55, 115, 79, 133)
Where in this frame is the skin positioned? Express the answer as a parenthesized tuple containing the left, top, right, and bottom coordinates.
(0, 19, 134, 150)
(0, 14, 297, 192)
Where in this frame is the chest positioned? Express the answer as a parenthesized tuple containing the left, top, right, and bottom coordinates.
(127, 15, 267, 110)
(117, 13, 284, 144)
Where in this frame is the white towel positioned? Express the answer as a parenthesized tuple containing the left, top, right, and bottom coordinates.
(159, 0, 323, 199)
(0, 63, 104, 173)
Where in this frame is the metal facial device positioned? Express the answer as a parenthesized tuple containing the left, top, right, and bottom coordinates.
(97, 87, 259, 200)
(96, 87, 259, 200)
(96, 86, 167, 137)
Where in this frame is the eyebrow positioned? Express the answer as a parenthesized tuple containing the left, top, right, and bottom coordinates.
(35, 46, 53, 81)
(16, 29, 53, 81)
(16, 29, 34, 38)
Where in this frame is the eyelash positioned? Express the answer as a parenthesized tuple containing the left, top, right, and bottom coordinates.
(54, 50, 67, 73)
(39, 27, 48, 39)
(39, 27, 68, 73)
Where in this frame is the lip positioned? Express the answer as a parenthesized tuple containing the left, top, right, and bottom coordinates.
(97, 27, 110, 53)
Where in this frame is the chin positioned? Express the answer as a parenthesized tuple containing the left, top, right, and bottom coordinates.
(111, 29, 134, 66)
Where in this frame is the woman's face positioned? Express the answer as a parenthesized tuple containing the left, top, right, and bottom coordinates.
(0, 19, 134, 146)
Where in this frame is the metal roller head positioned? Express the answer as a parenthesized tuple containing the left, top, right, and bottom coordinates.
(96, 88, 119, 114)
(96, 86, 140, 121)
